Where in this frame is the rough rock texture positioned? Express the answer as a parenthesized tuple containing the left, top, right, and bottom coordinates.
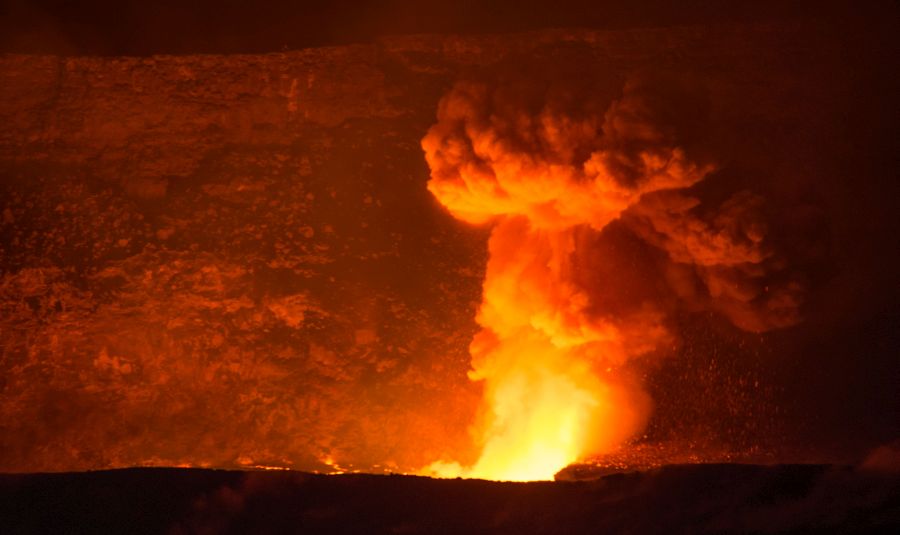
(0, 24, 893, 473)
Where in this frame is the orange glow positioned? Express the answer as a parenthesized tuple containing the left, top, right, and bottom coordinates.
(420, 77, 713, 481)
(423, 220, 657, 481)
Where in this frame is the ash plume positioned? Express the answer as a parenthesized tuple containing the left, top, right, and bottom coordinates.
(421, 70, 804, 480)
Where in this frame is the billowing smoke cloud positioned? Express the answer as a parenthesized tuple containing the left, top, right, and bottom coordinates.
(625, 189, 804, 332)
(424, 75, 715, 231)
(421, 71, 803, 480)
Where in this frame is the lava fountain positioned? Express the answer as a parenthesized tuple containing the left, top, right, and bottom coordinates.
(420, 74, 801, 481)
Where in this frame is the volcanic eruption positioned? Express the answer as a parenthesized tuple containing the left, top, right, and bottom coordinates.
(421, 72, 804, 481)
(2, 3, 900, 529)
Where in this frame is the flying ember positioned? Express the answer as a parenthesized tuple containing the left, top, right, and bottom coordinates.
(420, 73, 801, 481)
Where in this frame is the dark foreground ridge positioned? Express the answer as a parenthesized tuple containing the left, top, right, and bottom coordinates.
(1, 464, 897, 534)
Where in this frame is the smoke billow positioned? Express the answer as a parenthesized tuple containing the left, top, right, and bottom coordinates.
(421, 71, 804, 480)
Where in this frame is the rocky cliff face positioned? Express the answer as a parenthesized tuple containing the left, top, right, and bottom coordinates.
(0, 24, 884, 473)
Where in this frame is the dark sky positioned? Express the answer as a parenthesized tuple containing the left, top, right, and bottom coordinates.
(0, 0, 894, 55)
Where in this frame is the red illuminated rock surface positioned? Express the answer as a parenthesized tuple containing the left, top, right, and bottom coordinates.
(1, 22, 898, 479)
